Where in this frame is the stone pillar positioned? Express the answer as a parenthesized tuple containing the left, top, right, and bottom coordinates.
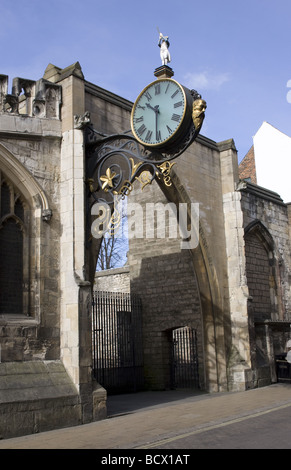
(60, 123, 86, 389)
(220, 141, 252, 391)
(59, 71, 106, 421)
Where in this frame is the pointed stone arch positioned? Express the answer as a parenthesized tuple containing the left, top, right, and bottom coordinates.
(245, 219, 274, 252)
(244, 219, 277, 320)
(0, 142, 51, 220)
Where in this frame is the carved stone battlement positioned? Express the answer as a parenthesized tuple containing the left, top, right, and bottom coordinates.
(0, 74, 62, 119)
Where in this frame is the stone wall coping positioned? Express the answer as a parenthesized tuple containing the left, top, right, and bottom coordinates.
(95, 266, 130, 278)
(216, 138, 237, 152)
(238, 180, 286, 206)
(85, 80, 133, 112)
(0, 114, 62, 139)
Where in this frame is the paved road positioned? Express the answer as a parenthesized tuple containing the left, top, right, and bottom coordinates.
(140, 401, 291, 449)
(1, 383, 291, 453)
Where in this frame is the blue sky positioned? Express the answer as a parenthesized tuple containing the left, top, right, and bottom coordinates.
(1, 0, 291, 162)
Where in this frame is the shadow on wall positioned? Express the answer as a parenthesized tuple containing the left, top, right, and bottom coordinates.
(129, 250, 206, 391)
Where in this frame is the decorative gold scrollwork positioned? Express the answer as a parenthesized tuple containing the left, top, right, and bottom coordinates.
(129, 157, 143, 178)
(156, 161, 176, 187)
(135, 171, 153, 190)
(100, 168, 117, 191)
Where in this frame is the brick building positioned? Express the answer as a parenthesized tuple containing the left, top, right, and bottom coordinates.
(0, 62, 291, 438)
(238, 145, 257, 184)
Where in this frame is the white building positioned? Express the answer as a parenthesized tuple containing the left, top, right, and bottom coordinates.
(253, 122, 291, 204)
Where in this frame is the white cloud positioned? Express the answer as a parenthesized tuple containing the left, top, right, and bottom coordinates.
(183, 71, 231, 91)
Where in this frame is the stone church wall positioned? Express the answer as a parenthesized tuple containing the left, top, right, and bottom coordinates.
(239, 182, 291, 322)
(0, 114, 62, 362)
(238, 181, 291, 385)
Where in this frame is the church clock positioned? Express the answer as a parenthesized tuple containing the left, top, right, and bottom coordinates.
(131, 78, 193, 150)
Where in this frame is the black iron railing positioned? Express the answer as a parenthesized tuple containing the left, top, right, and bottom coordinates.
(92, 291, 144, 394)
(171, 327, 199, 390)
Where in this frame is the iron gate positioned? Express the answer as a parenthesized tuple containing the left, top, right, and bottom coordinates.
(92, 291, 144, 394)
(171, 327, 199, 389)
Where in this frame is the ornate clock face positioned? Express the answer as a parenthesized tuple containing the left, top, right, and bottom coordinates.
(131, 78, 187, 147)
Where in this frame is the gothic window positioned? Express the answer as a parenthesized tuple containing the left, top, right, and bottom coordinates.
(0, 175, 27, 315)
(245, 221, 277, 321)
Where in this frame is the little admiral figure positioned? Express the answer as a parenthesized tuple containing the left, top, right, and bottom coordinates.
(158, 32, 171, 66)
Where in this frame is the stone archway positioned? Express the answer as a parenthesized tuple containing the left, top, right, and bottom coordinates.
(244, 220, 279, 383)
(158, 171, 228, 393)
(84, 122, 232, 394)
(0, 142, 51, 217)
(100, 167, 228, 394)
(245, 220, 277, 321)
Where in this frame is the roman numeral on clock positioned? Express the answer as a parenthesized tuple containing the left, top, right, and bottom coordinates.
(135, 116, 144, 123)
(137, 124, 146, 136)
(155, 84, 160, 95)
(171, 113, 181, 122)
(171, 89, 179, 99)
(145, 130, 153, 141)
(144, 91, 152, 101)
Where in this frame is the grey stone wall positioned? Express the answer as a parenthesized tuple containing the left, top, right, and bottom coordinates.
(239, 182, 291, 384)
(94, 266, 130, 293)
(0, 361, 81, 439)
(239, 182, 291, 322)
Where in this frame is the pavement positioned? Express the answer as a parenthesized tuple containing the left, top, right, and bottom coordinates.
(0, 383, 291, 449)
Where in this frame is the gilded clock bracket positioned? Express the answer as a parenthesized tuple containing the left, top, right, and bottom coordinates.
(82, 78, 206, 241)
(85, 127, 180, 200)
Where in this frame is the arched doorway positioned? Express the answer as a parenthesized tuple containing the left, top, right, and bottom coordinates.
(245, 221, 276, 322)
(245, 220, 278, 380)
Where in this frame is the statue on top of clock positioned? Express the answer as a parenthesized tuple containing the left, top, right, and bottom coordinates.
(158, 29, 171, 66)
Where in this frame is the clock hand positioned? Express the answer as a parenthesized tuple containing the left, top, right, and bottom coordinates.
(155, 108, 159, 141)
(145, 103, 154, 112)
(144, 103, 160, 140)
(146, 103, 159, 113)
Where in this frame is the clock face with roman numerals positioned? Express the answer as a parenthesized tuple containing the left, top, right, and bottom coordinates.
(131, 78, 187, 148)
